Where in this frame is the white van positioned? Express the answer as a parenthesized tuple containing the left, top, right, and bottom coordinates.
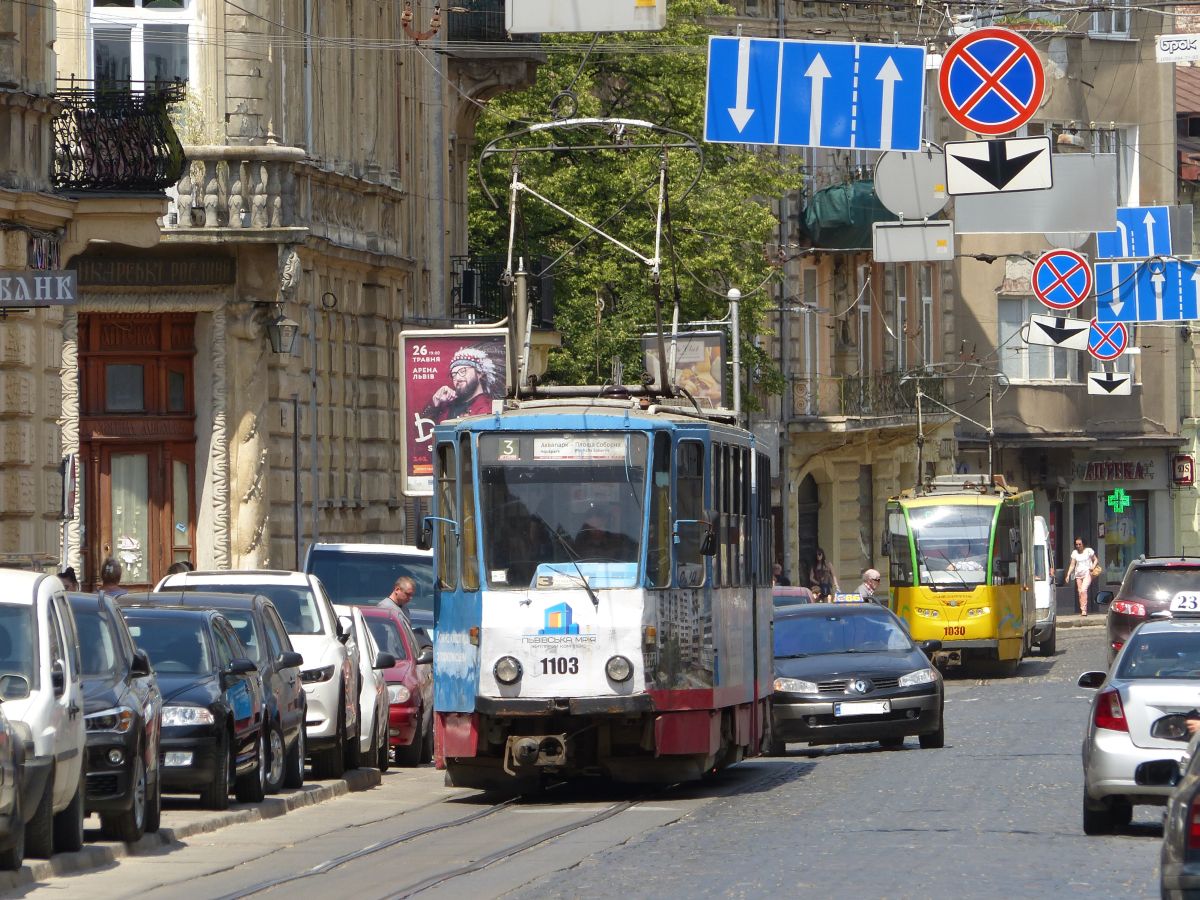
(1033, 516, 1057, 656)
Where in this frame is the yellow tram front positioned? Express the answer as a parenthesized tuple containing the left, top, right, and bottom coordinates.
(884, 479, 1035, 674)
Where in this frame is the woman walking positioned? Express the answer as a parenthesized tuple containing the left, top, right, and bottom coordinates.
(1065, 536, 1099, 617)
(809, 548, 839, 602)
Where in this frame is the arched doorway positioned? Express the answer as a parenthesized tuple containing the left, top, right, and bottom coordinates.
(796, 474, 820, 586)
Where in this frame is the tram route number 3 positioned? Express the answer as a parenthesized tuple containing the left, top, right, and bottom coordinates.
(943, 626, 966, 637)
(541, 657, 580, 675)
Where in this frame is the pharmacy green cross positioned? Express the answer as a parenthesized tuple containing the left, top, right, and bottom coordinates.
(1107, 488, 1131, 514)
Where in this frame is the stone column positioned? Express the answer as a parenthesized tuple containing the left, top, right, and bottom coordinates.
(226, 300, 271, 568)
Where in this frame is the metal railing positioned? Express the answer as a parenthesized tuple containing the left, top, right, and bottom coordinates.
(790, 370, 945, 420)
(52, 80, 186, 192)
(445, 0, 539, 44)
(450, 253, 554, 326)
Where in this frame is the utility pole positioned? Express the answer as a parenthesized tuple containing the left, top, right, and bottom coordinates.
(729, 287, 742, 419)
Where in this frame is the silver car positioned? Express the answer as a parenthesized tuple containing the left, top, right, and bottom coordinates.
(1161, 736, 1200, 898)
(1078, 619, 1200, 835)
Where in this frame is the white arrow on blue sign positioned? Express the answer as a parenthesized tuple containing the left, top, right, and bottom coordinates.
(704, 36, 926, 151)
(1096, 206, 1173, 259)
(1095, 258, 1200, 323)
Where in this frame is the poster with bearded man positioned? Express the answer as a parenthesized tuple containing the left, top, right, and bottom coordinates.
(401, 330, 507, 495)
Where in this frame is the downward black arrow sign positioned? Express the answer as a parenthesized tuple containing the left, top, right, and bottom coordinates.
(957, 140, 1044, 190)
(1036, 317, 1087, 346)
(1092, 374, 1130, 394)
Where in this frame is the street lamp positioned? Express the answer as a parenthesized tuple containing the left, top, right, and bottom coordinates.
(266, 310, 300, 356)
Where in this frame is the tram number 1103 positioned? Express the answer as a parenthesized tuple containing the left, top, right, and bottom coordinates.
(540, 657, 580, 675)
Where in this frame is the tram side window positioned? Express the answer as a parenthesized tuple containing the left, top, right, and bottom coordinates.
(647, 433, 672, 589)
(732, 448, 743, 585)
(886, 507, 914, 587)
(435, 443, 458, 591)
(756, 452, 771, 585)
(460, 436, 479, 591)
(676, 440, 706, 587)
(993, 503, 1020, 585)
(712, 445, 722, 587)
(741, 447, 751, 586)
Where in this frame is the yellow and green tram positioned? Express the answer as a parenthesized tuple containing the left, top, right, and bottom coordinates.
(884, 476, 1036, 675)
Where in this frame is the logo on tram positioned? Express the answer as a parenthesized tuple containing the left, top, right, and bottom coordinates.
(540, 602, 580, 635)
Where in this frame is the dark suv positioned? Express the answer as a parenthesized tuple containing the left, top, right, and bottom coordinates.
(1100, 557, 1200, 662)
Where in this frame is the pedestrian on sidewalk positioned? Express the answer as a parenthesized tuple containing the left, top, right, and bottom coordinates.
(809, 548, 838, 602)
(1065, 536, 1099, 617)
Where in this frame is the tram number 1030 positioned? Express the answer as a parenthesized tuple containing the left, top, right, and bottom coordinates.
(540, 657, 580, 675)
(943, 626, 966, 637)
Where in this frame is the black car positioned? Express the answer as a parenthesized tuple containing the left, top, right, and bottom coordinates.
(117, 605, 266, 810)
(134, 590, 306, 793)
(68, 593, 163, 842)
(768, 603, 944, 753)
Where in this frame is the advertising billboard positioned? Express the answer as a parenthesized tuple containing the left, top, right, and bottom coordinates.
(641, 331, 727, 408)
(401, 329, 507, 495)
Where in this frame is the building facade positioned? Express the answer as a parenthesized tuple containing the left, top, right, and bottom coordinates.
(52, 0, 539, 587)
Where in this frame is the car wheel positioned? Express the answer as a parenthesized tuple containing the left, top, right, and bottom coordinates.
(1111, 798, 1133, 827)
(144, 763, 161, 834)
(1039, 629, 1057, 657)
(312, 696, 347, 780)
(344, 712, 363, 771)
(264, 721, 286, 794)
(918, 715, 945, 750)
(283, 721, 306, 789)
(420, 714, 434, 765)
(200, 731, 231, 810)
(101, 754, 146, 843)
(0, 790, 23, 871)
(375, 718, 390, 773)
(396, 715, 424, 767)
(52, 776, 84, 854)
(1083, 790, 1116, 835)
(24, 772, 54, 858)
(235, 730, 267, 803)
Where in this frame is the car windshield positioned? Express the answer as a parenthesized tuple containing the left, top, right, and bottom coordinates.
(774, 612, 912, 658)
(307, 550, 434, 619)
(124, 614, 212, 675)
(1126, 567, 1200, 601)
(178, 584, 323, 636)
(479, 432, 648, 589)
(1116, 631, 1200, 680)
(72, 604, 119, 677)
(0, 604, 35, 698)
(908, 504, 994, 589)
(365, 617, 408, 661)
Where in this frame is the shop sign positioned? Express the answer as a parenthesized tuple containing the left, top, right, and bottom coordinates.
(1175, 454, 1196, 486)
(1106, 488, 1132, 514)
(1077, 459, 1156, 482)
(0, 270, 76, 307)
(75, 256, 235, 287)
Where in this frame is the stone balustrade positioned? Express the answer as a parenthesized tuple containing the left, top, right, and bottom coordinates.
(166, 145, 305, 231)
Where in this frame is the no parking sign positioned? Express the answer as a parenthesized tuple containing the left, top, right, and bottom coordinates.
(939, 27, 1045, 136)
(1032, 250, 1092, 311)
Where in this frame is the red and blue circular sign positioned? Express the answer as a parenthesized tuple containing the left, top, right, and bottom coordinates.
(1032, 249, 1092, 311)
(939, 27, 1045, 136)
(1088, 318, 1128, 361)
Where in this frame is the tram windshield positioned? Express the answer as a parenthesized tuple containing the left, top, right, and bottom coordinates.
(907, 504, 996, 589)
(478, 433, 648, 589)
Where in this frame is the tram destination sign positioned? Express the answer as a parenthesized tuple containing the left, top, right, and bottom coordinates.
(0, 270, 76, 307)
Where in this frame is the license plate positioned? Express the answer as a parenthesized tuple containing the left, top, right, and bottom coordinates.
(1171, 593, 1200, 612)
(833, 700, 891, 717)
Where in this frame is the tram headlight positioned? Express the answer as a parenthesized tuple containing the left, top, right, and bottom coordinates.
(493, 656, 523, 685)
(605, 655, 633, 683)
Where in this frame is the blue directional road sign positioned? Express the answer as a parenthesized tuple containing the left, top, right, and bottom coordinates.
(1095, 258, 1200, 324)
(704, 36, 926, 151)
(1096, 206, 1173, 260)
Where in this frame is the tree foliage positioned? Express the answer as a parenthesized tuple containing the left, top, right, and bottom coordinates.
(468, 0, 799, 395)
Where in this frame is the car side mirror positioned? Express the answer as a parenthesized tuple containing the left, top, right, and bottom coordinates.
(337, 615, 353, 644)
(51, 660, 65, 695)
(227, 657, 256, 676)
(415, 646, 433, 665)
(1097, 590, 1114, 605)
(1077, 670, 1107, 689)
(130, 648, 152, 678)
(278, 650, 303, 669)
(919, 639, 942, 655)
(373, 652, 396, 670)
(416, 526, 432, 552)
(880, 530, 892, 558)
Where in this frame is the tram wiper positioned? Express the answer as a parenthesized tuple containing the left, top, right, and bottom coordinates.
(775, 653, 808, 659)
(547, 528, 602, 610)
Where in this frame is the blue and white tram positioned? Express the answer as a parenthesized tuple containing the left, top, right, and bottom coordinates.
(427, 398, 773, 789)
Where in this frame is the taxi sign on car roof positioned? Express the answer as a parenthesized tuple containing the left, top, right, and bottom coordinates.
(830, 592, 865, 603)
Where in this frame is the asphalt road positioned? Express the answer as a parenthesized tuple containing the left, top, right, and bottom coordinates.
(16, 625, 1162, 899)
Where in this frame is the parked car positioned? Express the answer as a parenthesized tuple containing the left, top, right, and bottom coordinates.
(139, 589, 306, 793)
(304, 543, 435, 639)
(772, 586, 814, 610)
(767, 602, 944, 754)
(1099, 556, 1200, 662)
(0, 569, 86, 858)
(359, 604, 433, 766)
(0, 705, 26, 870)
(155, 570, 356, 780)
(1159, 734, 1200, 897)
(1078, 618, 1200, 834)
(335, 605, 395, 771)
(118, 604, 266, 809)
(68, 592, 162, 842)
(1032, 515, 1057, 656)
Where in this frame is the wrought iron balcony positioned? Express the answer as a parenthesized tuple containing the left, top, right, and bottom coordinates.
(52, 81, 187, 193)
(450, 253, 554, 326)
(791, 370, 946, 421)
(445, 0, 540, 47)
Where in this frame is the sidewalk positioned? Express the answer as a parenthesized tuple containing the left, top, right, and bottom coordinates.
(0, 767, 381, 892)
(1057, 612, 1106, 629)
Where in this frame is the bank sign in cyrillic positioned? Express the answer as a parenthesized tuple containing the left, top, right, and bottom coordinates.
(0, 270, 76, 307)
(704, 36, 926, 151)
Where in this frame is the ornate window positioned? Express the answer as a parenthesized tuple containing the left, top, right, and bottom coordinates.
(90, 0, 194, 91)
